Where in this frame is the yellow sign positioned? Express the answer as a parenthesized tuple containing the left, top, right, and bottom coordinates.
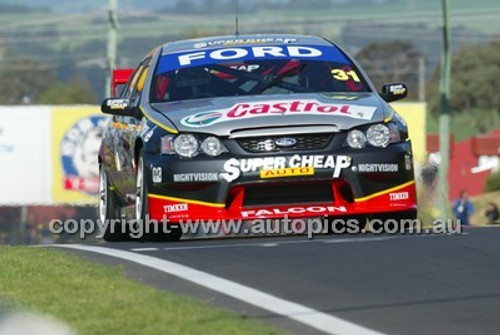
(51, 106, 109, 204)
(390, 102, 427, 163)
(260, 167, 314, 179)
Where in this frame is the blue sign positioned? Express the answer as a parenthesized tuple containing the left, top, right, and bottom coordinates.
(156, 45, 349, 74)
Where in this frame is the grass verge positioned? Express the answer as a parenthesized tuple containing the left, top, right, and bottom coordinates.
(0, 246, 281, 335)
(470, 191, 500, 225)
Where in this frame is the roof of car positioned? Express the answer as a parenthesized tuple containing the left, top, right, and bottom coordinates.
(161, 34, 333, 54)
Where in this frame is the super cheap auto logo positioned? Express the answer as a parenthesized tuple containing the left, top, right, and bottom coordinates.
(60, 115, 108, 195)
(220, 154, 352, 182)
(181, 100, 376, 127)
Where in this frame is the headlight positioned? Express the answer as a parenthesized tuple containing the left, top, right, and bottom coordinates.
(345, 123, 403, 149)
(173, 134, 199, 158)
(366, 124, 390, 148)
(201, 136, 225, 156)
(160, 134, 227, 157)
(347, 129, 367, 149)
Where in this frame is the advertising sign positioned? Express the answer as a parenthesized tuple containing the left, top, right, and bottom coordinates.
(51, 106, 109, 204)
(0, 106, 52, 204)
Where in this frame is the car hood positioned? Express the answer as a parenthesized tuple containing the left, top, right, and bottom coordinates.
(151, 93, 387, 137)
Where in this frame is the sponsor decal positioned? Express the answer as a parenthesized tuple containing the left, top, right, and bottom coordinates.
(389, 192, 409, 201)
(229, 64, 260, 72)
(157, 45, 348, 73)
(181, 99, 376, 127)
(106, 98, 129, 110)
(60, 115, 108, 195)
(152, 166, 162, 183)
(178, 45, 322, 66)
(173, 172, 220, 183)
(405, 155, 413, 171)
(389, 84, 407, 96)
(220, 155, 351, 182)
(182, 111, 223, 127)
(331, 68, 361, 83)
(193, 38, 298, 49)
(210, 64, 261, 79)
(241, 205, 347, 218)
(357, 163, 399, 173)
(164, 203, 188, 213)
(260, 167, 314, 179)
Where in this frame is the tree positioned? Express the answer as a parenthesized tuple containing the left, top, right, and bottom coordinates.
(437, 38, 500, 113)
(355, 41, 422, 100)
(0, 59, 57, 104)
(427, 38, 500, 122)
(38, 77, 97, 105)
(426, 37, 500, 135)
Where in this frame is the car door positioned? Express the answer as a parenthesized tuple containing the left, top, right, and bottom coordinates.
(112, 57, 151, 203)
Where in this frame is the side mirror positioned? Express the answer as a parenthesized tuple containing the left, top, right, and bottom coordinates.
(100, 98, 137, 117)
(380, 83, 408, 103)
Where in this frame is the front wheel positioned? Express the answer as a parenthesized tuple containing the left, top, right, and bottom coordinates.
(135, 152, 148, 221)
(135, 150, 182, 242)
(99, 166, 126, 242)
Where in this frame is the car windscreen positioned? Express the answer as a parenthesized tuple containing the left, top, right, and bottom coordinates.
(151, 44, 371, 103)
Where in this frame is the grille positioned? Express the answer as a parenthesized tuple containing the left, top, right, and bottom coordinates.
(237, 134, 333, 153)
(243, 183, 333, 207)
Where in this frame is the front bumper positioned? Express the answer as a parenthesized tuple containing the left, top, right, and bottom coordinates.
(146, 141, 417, 222)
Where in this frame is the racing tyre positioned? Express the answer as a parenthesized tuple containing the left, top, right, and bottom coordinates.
(99, 166, 127, 242)
(135, 150, 182, 242)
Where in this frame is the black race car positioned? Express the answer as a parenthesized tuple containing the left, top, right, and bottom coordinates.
(99, 34, 417, 241)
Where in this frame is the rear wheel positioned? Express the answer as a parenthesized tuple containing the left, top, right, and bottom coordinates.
(99, 166, 126, 242)
(135, 150, 182, 242)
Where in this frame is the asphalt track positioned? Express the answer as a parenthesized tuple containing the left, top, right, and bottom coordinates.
(55, 227, 500, 335)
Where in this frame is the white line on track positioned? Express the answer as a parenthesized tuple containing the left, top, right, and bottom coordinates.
(162, 241, 276, 251)
(322, 237, 392, 243)
(129, 247, 159, 252)
(53, 244, 384, 335)
(157, 235, 408, 252)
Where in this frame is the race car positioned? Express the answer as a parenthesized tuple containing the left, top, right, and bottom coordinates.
(98, 34, 417, 241)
